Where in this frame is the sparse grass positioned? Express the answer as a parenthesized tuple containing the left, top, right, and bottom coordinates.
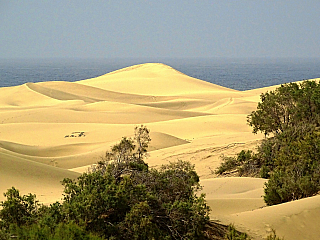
(266, 229, 284, 240)
(225, 224, 251, 240)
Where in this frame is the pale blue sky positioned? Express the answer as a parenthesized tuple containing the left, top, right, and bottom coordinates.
(1, 1, 319, 59)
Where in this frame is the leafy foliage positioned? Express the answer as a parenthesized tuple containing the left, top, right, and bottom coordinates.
(217, 80, 320, 206)
(247, 81, 320, 136)
(0, 187, 40, 228)
(62, 159, 210, 238)
(263, 131, 320, 205)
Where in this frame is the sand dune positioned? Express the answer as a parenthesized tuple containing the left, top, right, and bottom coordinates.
(1, 63, 319, 239)
(199, 177, 267, 216)
(79, 63, 235, 96)
(218, 194, 320, 240)
(0, 84, 62, 107)
(0, 152, 79, 203)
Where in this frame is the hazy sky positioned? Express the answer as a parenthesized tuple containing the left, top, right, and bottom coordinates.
(1, 1, 320, 59)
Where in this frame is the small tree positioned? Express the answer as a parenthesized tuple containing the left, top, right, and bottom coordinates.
(134, 125, 151, 161)
(91, 125, 150, 182)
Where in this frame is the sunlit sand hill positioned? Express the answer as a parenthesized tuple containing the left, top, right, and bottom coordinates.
(1, 63, 319, 239)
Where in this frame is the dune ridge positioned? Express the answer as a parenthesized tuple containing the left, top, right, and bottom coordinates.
(79, 63, 237, 96)
(1, 63, 319, 239)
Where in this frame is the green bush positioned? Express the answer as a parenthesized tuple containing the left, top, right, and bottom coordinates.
(62, 159, 211, 239)
(217, 80, 320, 206)
(0, 187, 39, 228)
(263, 130, 320, 205)
(247, 81, 320, 136)
(215, 150, 260, 177)
(215, 155, 239, 175)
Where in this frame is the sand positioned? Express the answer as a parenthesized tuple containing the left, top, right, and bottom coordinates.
(0, 63, 319, 239)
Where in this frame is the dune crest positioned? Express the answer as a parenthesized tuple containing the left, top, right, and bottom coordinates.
(104, 63, 187, 77)
(1, 63, 318, 239)
(79, 63, 237, 96)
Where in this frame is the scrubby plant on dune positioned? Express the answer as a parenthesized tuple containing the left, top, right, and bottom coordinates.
(57, 125, 211, 239)
(2, 125, 245, 239)
(216, 80, 320, 206)
(0, 187, 39, 229)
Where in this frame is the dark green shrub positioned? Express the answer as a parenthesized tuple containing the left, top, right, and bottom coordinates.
(62, 160, 211, 239)
(0, 228, 10, 240)
(0, 187, 40, 228)
(216, 150, 260, 177)
(264, 167, 320, 206)
(247, 81, 320, 136)
(215, 155, 239, 175)
(263, 130, 320, 205)
(215, 80, 320, 205)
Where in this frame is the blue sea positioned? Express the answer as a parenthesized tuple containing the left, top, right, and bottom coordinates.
(1, 58, 320, 91)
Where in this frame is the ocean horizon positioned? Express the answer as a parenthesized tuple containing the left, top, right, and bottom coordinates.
(1, 57, 320, 91)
